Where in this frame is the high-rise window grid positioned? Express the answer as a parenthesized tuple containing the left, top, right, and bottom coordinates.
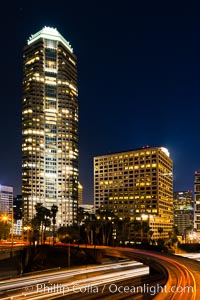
(22, 27, 78, 227)
(94, 147, 173, 239)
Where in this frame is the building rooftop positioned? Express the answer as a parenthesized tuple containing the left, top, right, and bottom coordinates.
(27, 26, 73, 53)
(94, 146, 170, 158)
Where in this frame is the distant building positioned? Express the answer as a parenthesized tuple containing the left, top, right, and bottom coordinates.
(79, 204, 94, 215)
(78, 182, 83, 206)
(94, 146, 173, 239)
(194, 172, 200, 233)
(0, 185, 13, 221)
(14, 219, 22, 236)
(22, 27, 79, 226)
(174, 191, 193, 236)
(13, 195, 22, 220)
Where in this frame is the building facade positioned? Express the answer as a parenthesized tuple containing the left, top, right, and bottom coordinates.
(94, 146, 173, 239)
(0, 185, 13, 221)
(79, 204, 94, 215)
(78, 182, 83, 206)
(194, 171, 200, 233)
(14, 219, 23, 236)
(22, 27, 79, 227)
(13, 194, 22, 220)
(173, 191, 193, 236)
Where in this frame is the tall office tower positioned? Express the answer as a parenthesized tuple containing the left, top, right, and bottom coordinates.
(22, 27, 78, 227)
(194, 171, 200, 233)
(0, 185, 13, 220)
(94, 146, 173, 239)
(173, 191, 193, 236)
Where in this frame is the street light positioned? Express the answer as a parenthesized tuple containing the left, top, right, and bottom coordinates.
(2, 215, 8, 223)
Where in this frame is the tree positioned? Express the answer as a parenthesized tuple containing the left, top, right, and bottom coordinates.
(141, 221, 150, 243)
(84, 216, 92, 245)
(171, 226, 179, 245)
(122, 217, 131, 244)
(158, 227, 163, 238)
(111, 215, 121, 246)
(173, 225, 179, 236)
(31, 216, 40, 245)
(83, 213, 97, 245)
(0, 221, 10, 240)
(51, 204, 58, 246)
(77, 207, 85, 225)
(132, 220, 141, 244)
(57, 226, 69, 240)
(34, 203, 51, 244)
(149, 230, 154, 244)
(96, 208, 115, 246)
(77, 207, 85, 245)
(57, 226, 79, 243)
(114, 219, 124, 245)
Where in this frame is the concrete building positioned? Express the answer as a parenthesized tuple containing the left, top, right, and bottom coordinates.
(14, 219, 23, 236)
(174, 191, 193, 236)
(94, 146, 173, 239)
(22, 27, 79, 226)
(0, 184, 13, 221)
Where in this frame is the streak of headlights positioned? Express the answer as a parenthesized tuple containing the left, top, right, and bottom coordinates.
(21, 266, 149, 300)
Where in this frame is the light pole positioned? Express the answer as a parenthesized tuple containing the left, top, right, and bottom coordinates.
(10, 205, 16, 257)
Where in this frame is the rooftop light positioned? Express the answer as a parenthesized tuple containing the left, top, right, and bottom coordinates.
(28, 26, 73, 53)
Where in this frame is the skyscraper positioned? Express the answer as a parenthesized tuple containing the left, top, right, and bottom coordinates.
(94, 146, 173, 239)
(22, 27, 78, 227)
(173, 191, 193, 236)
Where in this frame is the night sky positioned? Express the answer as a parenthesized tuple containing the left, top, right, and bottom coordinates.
(0, 1, 200, 202)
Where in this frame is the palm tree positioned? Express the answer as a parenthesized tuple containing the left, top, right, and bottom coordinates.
(34, 203, 51, 244)
(168, 230, 173, 239)
(122, 217, 131, 244)
(111, 215, 121, 246)
(84, 218, 92, 245)
(96, 208, 115, 246)
(158, 227, 163, 239)
(132, 220, 141, 244)
(77, 207, 85, 245)
(51, 204, 58, 246)
(148, 230, 154, 244)
(31, 216, 40, 245)
(141, 221, 150, 243)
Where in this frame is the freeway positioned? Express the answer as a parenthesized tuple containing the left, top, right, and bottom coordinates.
(56, 245, 200, 299)
(0, 260, 149, 299)
(177, 253, 200, 261)
(57, 274, 166, 300)
(102, 247, 200, 299)
(0, 245, 200, 299)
